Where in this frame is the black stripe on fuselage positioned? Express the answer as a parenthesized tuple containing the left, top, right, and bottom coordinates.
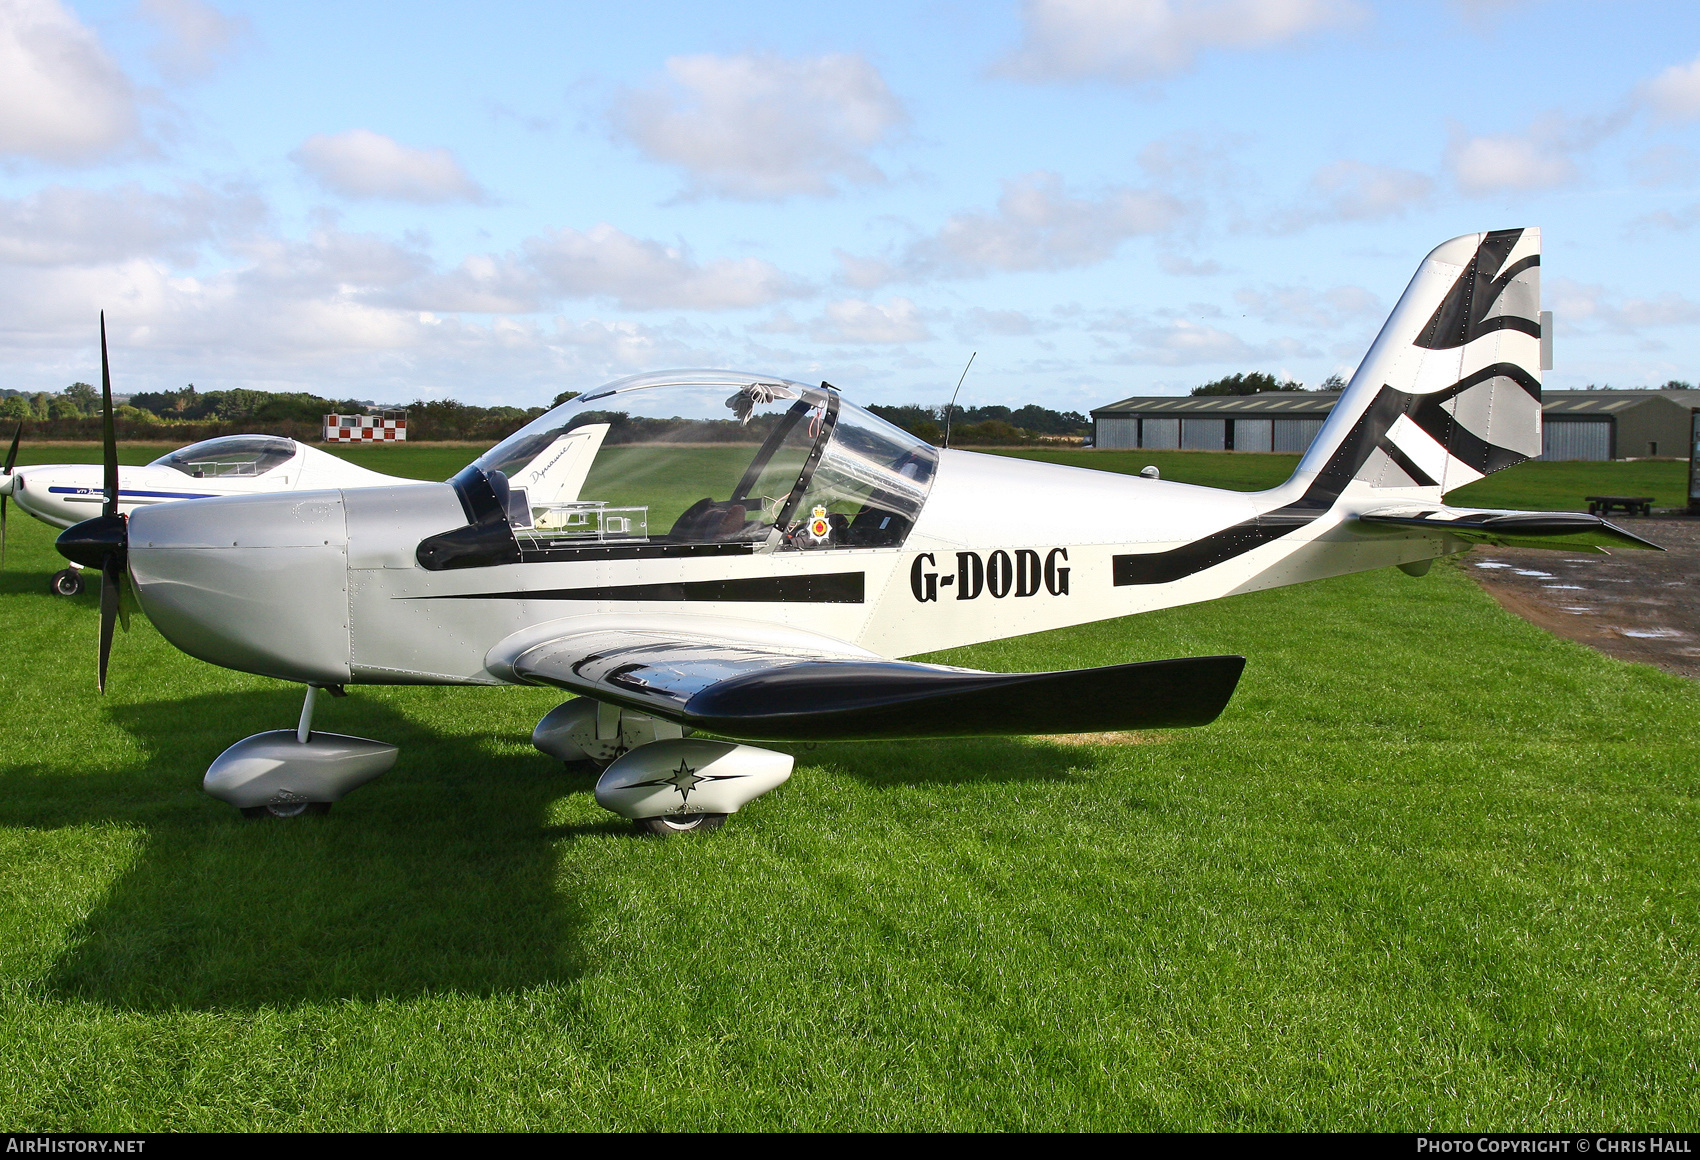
(409, 572, 866, 604)
(1112, 394, 1398, 586)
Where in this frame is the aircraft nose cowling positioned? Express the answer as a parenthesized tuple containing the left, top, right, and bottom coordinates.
(10, 465, 100, 525)
(128, 491, 352, 684)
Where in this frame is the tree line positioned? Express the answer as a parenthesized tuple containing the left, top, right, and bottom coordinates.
(0, 383, 1092, 446)
(866, 403, 1090, 445)
(0, 384, 577, 443)
(1188, 372, 1345, 396)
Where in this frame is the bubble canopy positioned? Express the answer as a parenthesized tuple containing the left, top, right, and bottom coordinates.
(462, 371, 937, 555)
(151, 435, 297, 478)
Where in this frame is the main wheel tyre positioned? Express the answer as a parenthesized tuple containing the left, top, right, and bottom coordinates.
(240, 801, 332, 820)
(633, 813, 726, 836)
(50, 569, 84, 597)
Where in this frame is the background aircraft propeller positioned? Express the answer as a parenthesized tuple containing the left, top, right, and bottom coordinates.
(0, 421, 19, 570)
(54, 312, 131, 692)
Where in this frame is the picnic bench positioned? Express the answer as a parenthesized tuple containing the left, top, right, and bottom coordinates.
(1586, 495, 1654, 517)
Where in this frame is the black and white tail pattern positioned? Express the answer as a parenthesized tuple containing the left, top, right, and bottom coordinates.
(1112, 229, 1546, 588)
(1298, 227, 1543, 498)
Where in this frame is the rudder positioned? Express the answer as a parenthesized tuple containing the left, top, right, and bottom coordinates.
(1293, 228, 1543, 499)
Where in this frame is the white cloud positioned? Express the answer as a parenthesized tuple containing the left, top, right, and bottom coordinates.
(747, 310, 803, 336)
(1450, 0, 1536, 29)
(1642, 52, 1700, 122)
(1629, 203, 1700, 234)
(870, 171, 1183, 282)
(520, 224, 806, 311)
(140, 0, 248, 81)
(1157, 253, 1222, 276)
(1233, 283, 1380, 329)
(292, 130, 486, 204)
(956, 307, 1052, 338)
(996, 0, 1364, 84)
(0, 0, 139, 163)
(0, 177, 815, 402)
(1549, 277, 1700, 334)
(613, 52, 906, 201)
(1273, 160, 1434, 229)
(253, 221, 808, 314)
(1088, 309, 1317, 365)
(834, 250, 898, 290)
(230, 223, 435, 303)
(0, 244, 745, 401)
(1137, 131, 1249, 189)
(809, 297, 931, 344)
(1445, 125, 1576, 195)
(0, 182, 264, 266)
(1444, 108, 1627, 197)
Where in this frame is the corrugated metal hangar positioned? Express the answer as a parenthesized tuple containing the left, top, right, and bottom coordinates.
(1091, 389, 1700, 461)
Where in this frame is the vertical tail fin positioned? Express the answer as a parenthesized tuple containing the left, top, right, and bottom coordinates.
(1292, 228, 1542, 502)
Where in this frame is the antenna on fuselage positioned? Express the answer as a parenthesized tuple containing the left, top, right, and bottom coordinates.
(942, 351, 976, 450)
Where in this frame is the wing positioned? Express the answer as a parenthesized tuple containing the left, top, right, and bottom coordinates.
(505, 629, 1245, 742)
(1354, 506, 1663, 553)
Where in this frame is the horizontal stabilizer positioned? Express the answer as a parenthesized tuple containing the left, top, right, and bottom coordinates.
(1355, 508, 1662, 553)
(508, 630, 1246, 741)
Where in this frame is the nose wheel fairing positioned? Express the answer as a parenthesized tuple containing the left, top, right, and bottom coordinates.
(204, 730, 397, 813)
(203, 685, 394, 816)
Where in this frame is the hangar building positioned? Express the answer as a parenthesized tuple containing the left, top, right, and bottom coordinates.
(1091, 389, 1700, 461)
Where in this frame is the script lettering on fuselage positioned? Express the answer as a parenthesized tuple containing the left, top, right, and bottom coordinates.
(909, 549, 1070, 603)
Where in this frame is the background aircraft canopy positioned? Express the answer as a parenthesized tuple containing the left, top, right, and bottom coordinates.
(151, 435, 298, 479)
(474, 371, 937, 549)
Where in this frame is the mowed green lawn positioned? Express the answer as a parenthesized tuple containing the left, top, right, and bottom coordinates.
(0, 441, 1696, 1129)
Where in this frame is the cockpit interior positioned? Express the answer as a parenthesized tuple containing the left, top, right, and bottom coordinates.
(466, 372, 937, 556)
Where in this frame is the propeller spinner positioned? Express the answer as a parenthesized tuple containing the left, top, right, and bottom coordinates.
(54, 312, 131, 692)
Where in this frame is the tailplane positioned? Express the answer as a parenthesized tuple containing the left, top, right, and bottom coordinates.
(1291, 228, 1543, 504)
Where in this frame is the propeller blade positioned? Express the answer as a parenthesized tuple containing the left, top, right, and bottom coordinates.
(98, 555, 120, 694)
(0, 420, 16, 571)
(100, 312, 118, 520)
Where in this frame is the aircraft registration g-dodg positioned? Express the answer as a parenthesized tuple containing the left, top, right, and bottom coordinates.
(56, 228, 1660, 833)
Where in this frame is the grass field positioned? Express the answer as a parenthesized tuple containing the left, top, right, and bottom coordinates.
(1, 442, 1696, 1129)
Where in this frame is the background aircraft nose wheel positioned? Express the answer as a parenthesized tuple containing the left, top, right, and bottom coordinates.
(633, 813, 726, 836)
(50, 567, 84, 597)
(240, 801, 332, 819)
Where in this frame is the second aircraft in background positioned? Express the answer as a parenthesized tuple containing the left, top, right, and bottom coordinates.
(0, 431, 424, 595)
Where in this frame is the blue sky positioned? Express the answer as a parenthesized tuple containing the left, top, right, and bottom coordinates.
(4, 0, 1700, 413)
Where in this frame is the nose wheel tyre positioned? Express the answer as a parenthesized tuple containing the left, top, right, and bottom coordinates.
(50, 568, 84, 597)
(633, 813, 726, 836)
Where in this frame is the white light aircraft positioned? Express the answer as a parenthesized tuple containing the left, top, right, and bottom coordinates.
(57, 229, 1660, 831)
(0, 428, 423, 595)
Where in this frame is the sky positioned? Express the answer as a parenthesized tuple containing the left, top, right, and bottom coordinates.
(4, 0, 1700, 414)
